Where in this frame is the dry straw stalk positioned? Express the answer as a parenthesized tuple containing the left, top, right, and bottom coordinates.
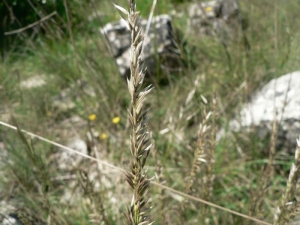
(274, 137, 300, 224)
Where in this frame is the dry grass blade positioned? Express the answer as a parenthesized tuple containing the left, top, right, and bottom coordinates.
(0, 120, 272, 225)
(0, 120, 123, 172)
(152, 181, 272, 225)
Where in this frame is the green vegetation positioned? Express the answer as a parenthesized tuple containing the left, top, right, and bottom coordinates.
(1, 0, 300, 224)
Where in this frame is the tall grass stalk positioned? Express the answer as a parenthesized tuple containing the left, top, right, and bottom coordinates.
(181, 96, 216, 223)
(274, 137, 300, 224)
(247, 117, 278, 223)
(114, 1, 153, 224)
(185, 108, 211, 195)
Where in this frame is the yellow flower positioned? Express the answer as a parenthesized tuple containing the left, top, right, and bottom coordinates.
(112, 116, 120, 124)
(99, 133, 108, 140)
(205, 6, 212, 12)
(89, 114, 97, 121)
(47, 111, 52, 117)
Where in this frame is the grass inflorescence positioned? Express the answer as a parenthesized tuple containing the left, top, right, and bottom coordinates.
(1, 0, 300, 225)
(114, 0, 153, 224)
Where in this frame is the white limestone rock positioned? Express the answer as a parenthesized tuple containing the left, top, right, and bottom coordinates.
(227, 71, 300, 153)
(101, 15, 181, 79)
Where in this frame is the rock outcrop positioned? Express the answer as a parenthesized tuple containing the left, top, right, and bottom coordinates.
(188, 0, 247, 41)
(101, 15, 181, 79)
(226, 71, 300, 153)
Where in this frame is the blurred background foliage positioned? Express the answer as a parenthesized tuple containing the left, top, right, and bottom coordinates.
(1, 0, 98, 58)
(1, 0, 300, 224)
